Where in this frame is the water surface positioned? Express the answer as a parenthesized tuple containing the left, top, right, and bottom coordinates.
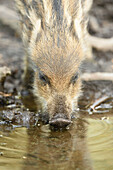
(0, 116, 113, 170)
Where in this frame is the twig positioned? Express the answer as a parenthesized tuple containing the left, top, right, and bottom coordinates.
(88, 34, 113, 52)
(0, 5, 19, 35)
(81, 72, 113, 81)
(89, 96, 112, 113)
(0, 92, 12, 97)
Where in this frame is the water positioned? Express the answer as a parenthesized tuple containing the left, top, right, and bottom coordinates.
(0, 117, 113, 170)
(87, 118, 113, 170)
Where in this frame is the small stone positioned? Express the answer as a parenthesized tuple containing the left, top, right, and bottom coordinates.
(66, 126, 70, 130)
(0, 152, 4, 156)
(101, 117, 107, 120)
(23, 156, 27, 159)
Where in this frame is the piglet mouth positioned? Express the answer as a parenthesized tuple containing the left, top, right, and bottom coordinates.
(49, 114, 72, 128)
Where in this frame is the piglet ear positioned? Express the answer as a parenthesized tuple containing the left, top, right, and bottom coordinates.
(74, 0, 83, 40)
(73, 0, 93, 58)
(15, 0, 41, 47)
(74, 0, 93, 39)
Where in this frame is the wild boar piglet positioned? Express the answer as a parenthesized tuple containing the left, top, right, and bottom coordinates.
(15, 0, 92, 128)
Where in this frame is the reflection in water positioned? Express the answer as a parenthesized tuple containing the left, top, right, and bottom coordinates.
(0, 119, 93, 170)
(23, 119, 93, 170)
(0, 118, 113, 170)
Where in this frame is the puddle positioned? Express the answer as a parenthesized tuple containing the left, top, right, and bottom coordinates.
(87, 118, 113, 170)
(0, 116, 113, 170)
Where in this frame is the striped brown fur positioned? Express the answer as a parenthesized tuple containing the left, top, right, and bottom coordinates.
(15, 0, 92, 127)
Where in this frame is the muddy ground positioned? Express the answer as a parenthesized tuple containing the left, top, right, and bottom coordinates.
(0, 0, 113, 127)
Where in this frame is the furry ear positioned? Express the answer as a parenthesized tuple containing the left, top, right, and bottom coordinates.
(15, 0, 41, 46)
(74, 0, 93, 39)
(73, 0, 93, 58)
(74, 0, 83, 40)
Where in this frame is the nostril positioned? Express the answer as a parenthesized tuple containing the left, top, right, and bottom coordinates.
(49, 118, 72, 128)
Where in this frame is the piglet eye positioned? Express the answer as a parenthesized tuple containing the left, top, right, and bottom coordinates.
(39, 72, 50, 85)
(70, 72, 79, 85)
